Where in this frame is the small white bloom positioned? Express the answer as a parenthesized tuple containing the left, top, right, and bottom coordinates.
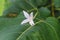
(21, 10, 35, 26)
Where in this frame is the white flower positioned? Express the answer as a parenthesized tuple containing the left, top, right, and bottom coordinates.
(21, 10, 35, 26)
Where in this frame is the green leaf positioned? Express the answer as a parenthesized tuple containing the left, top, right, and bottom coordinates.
(16, 17, 59, 40)
(36, 7, 50, 19)
(39, 7, 50, 17)
(54, 0, 60, 8)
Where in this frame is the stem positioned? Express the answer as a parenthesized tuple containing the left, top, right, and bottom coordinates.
(16, 20, 43, 40)
(34, 9, 38, 19)
(25, 0, 38, 19)
(51, 0, 55, 17)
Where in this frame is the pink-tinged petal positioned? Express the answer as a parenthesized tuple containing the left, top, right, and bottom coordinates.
(21, 19, 29, 24)
(29, 20, 35, 26)
(23, 10, 30, 18)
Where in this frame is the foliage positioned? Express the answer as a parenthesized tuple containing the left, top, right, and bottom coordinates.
(0, 0, 60, 40)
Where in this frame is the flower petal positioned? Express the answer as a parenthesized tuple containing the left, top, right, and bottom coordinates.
(23, 10, 30, 18)
(29, 20, 35, 26)
(21, 19, 29, 24)
(30, 12, 33, 19)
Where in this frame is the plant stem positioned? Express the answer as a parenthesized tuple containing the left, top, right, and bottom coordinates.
(51, 0, 55, 17)
(16, 20, 43, 40)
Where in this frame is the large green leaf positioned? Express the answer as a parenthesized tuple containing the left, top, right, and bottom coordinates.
(0, 12, 60, 40)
